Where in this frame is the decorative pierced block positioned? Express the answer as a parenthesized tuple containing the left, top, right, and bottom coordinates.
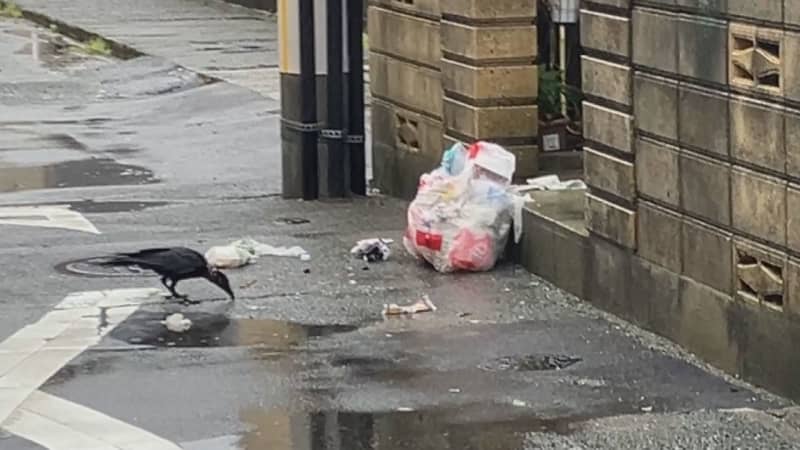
(396, 113, 420, 152)
(735, 240, 786, 311)
(729, 23, 783, 95)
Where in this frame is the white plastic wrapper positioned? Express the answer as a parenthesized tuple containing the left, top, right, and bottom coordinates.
(205, 238, 310, 268)
(403, 141, 516, 273)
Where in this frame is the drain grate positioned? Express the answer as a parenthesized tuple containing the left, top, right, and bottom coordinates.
(54, 257, 155, 278)
(479, 354, 581, 372)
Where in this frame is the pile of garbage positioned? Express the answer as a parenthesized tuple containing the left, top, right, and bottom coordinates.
(403, 141, 518, 273)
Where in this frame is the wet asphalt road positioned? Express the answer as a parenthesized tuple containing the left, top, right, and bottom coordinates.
(1, 14, 800, 450)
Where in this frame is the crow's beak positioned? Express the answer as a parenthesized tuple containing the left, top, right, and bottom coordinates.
(219, 281, 235, 301)
(209, 270, 235, 300)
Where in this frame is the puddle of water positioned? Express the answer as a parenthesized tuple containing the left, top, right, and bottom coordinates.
(43, 353, 121, 387)
(109, 312, 360, 349)
(213, 406, 583, 450)
(0, 157, 159, 193)
(329, 355, 425, 383)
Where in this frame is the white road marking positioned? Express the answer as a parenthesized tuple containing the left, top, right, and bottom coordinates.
(4, 407, 118, 450)
(7, 391, 182, 450)
(0, 205, 100, 234)
(0, 289, 156, 422)
(181, 434, 241, 450)
(0, 288, 184, 449)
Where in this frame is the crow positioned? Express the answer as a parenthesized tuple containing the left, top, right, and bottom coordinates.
(97, 247, 234, 302)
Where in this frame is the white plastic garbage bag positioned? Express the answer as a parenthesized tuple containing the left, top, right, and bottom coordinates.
(403, 141, 516, 273)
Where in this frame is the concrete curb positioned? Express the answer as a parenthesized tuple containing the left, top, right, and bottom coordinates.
(1, 1, 222, 85)
(2, 2, 141, 60)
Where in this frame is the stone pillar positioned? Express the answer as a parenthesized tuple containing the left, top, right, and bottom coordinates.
(439, 0, 538, 180)
(368, 0, 444, 199)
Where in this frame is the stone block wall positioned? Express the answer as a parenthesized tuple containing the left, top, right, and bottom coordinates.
(369, 0, 444, 199)
(581, 0, 800, 398)
(369, 0, 538, 199)
(580, 0, 636, 252)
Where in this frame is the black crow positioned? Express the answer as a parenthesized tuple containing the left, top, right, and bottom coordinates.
(97, 247, 234, 302)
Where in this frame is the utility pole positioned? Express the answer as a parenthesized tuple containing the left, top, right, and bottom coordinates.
(278, 0, 318, 199)
(346, 0, 366, 196)
(278, 0, 366, 199)
(320, 0, 347, 198)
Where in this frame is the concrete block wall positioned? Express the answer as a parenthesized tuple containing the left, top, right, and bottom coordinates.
(580, 1, 636, 251)
(578, 0, 800, 399)
(368, 0, 538, 199)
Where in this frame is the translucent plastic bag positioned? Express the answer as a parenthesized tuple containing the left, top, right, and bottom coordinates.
(403, 141, 516, 273)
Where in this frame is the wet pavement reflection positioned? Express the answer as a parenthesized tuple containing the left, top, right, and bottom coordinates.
(0, 157, 158, 193)
(187, 405, 583, 450)
(110, 312, 360, 348)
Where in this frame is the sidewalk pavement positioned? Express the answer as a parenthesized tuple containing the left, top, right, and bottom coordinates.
(11, 0, 372, 101)
(8, 0, 374, 180)
(13, 0, 283, 98)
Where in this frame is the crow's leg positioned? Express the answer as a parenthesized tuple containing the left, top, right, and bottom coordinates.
(168, 280, 186, 299)
(171, 280, 200, 305)
(160, 277, 172, 294)
(162, 278, 187, 300)
(160, 277, 182, 299)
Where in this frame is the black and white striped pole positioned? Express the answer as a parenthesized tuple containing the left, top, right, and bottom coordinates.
(279, 0, 318, 199)
(278, 0, 366, 199)
(346, 0, 366, 196)
(319, 0, 348, 198)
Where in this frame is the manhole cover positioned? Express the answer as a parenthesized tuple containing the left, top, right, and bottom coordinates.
(479, 354, 581, 372)
(54, 257, 155, 278)
(273, 217, 310, 225)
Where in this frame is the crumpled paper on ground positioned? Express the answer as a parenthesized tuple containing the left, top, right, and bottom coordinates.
(206, 238, 310, 269)
(350, 238, 393, 262)
(383, 295, 437, 316)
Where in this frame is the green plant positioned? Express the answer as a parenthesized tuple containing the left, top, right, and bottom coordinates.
(0, 1, 23, 18)
(538, 65, 563, 120)
(538, 65, 583, 122)
(85, 37, 111, 55)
